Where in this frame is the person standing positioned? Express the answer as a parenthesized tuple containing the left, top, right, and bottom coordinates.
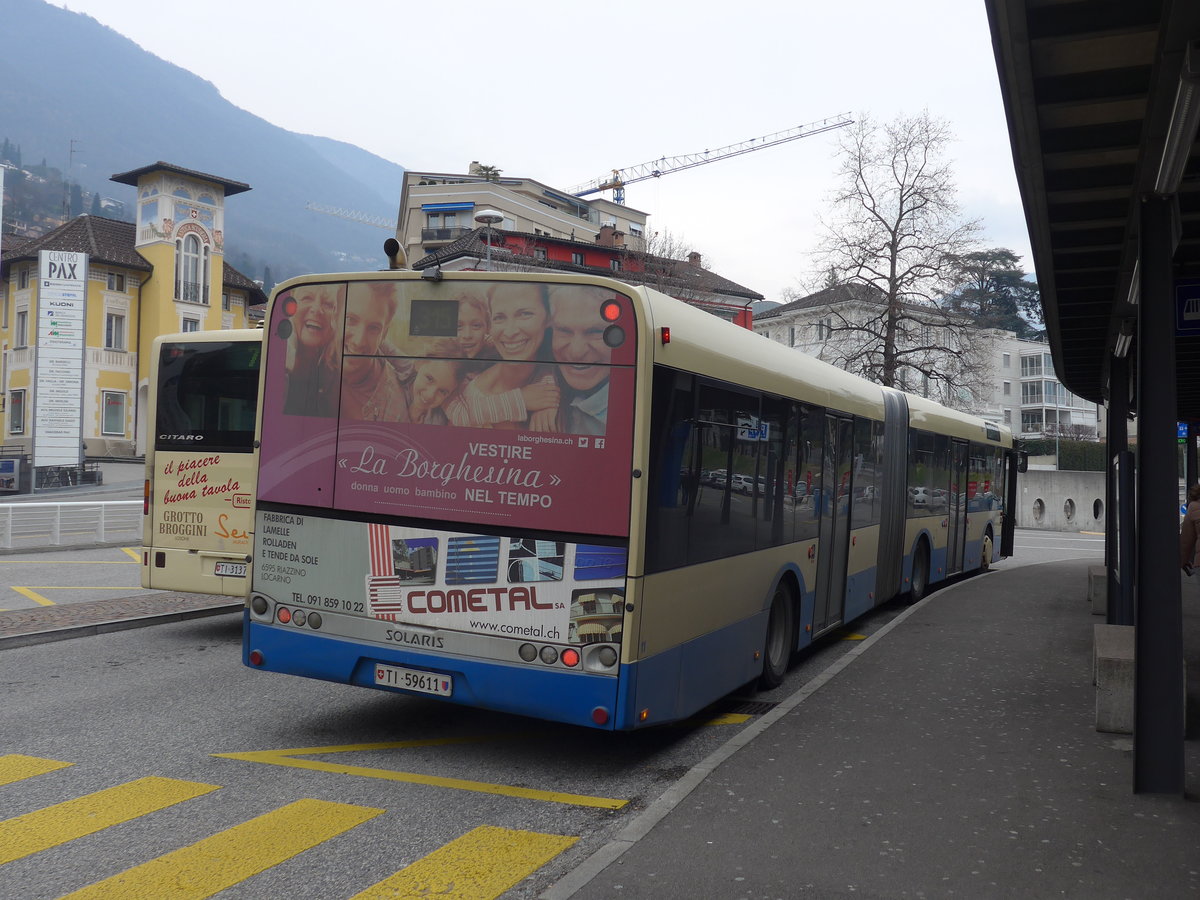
(1180, 483, 1200, 575)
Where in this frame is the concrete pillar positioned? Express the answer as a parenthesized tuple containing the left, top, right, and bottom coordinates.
(1133, 194, 1185, 795)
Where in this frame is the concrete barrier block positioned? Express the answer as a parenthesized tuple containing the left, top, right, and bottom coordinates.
(1088, 565, 1106, 615)
(1094, 623, 1134, 734)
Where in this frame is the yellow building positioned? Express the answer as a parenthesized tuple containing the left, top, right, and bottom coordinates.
(0, 162, 265, 474)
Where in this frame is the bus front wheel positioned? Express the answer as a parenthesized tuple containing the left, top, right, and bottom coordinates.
(758, 583, 796, 690)
(910, 541, 930, 603)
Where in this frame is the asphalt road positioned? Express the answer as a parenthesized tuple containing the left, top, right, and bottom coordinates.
(0, 530, 1103, 898)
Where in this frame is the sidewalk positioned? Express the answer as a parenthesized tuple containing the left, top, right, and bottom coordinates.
(1, 459, 144, 503)
(0, 592, 241, 650)
(550, 559, 1200, 899)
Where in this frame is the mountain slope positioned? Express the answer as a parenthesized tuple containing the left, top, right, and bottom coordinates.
(0, 0, 405, 280)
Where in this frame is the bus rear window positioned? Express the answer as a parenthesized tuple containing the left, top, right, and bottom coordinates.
(155, 340, 260, 452)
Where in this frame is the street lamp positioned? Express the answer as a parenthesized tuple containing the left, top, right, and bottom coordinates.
(474, 209, 504, 270)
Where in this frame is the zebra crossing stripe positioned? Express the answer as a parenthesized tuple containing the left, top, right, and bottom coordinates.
(59, 798, 383, 900)
(348, 825, 577, 900)
(0, 776, 218, 866)
(0, 754, 73, 787)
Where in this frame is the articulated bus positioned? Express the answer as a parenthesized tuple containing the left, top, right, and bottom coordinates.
(245, 271, 1019, 730)
(142, 329, 261, 596)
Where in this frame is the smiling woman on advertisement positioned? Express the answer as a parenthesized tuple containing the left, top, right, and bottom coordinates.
(446, 283, 559, 429)
(283, 282, 343, 417)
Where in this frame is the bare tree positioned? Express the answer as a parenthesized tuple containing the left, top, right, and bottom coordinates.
(629, 228, 712, 304)
(816, 111, 986, 408)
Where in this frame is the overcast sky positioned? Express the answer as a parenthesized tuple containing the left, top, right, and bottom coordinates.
(59, 0, 1031, 302)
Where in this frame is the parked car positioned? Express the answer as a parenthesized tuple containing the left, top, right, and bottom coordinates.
(731, 474, 754, 494)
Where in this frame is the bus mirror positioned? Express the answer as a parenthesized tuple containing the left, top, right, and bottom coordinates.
(1016, 451, 1028, 474)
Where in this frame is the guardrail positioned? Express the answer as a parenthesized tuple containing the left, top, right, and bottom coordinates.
(0, 501, 142, 551)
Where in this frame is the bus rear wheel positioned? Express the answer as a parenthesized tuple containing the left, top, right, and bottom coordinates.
(910, 541, 930, 603)
(981, 530, 994, 572)
(758, 583, 796, 690)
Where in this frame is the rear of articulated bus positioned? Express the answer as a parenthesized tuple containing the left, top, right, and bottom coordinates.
(142, 331, 261, 596)
(244, 273, 643, 729)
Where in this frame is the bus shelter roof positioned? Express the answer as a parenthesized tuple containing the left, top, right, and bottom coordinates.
(986, 0, 1200, 420)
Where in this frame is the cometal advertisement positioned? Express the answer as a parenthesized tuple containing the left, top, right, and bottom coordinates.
(253, 277, 637, 652)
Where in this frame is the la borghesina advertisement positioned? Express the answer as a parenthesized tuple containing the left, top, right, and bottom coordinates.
(257, 279, 637, 536)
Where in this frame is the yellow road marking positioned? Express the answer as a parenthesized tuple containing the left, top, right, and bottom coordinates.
(350, 825, 577, 900)
(3, 561, 138, 565)
(0, 776, 218, 866)
(122, 547, 140, 560)
(11, 586, 53, 606)
(695, 713, 752, 726)
(0, 754, 73, 786)
(214, 739, 627, 810)
(9, 586, 145, 607)
(60, 798, 382, 900)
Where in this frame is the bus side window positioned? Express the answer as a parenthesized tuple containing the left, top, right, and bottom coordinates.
(689, 383, 757, 564)
(795, 404, 824, 541)
(646, 367, 695, 573)
(758, 396, 793, 547)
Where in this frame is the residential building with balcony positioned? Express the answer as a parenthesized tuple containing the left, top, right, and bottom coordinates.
(398, 163, 650, 268)
(1, 162, 265, 465)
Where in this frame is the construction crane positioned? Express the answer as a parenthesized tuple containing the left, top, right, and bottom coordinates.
(307, 114, 854, 229)
(304, 201, 393, 229)
(568, 113, 854, 204)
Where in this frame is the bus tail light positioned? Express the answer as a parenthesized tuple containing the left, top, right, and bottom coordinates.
(595, 646, 618, 668)
(143, 479, 150, 515)
(518, 643, 538, 662)
(277, 607, 292, 624)
(248, 650, 264, 666)
(539, 646, 559, 665)
(600, 300, 621, 322)
(592, 706, 610, 726)
(660, 326, 671, 344)
(307, 613, 323, 629)
(561, 648, 580, 668)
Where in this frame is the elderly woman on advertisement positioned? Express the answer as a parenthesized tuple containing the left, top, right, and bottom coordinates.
(340, 282, 408, 421)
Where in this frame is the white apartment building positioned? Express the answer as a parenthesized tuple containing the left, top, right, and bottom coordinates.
(397, 163, 649, 268)
(755, 283, 1103, 443)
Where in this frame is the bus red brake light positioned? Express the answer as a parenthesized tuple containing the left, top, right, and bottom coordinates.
(561, 648, 580, 668)
(281, 296, 298, 317)
(277, 607, 292, 624)
(600, 300, 621, 322)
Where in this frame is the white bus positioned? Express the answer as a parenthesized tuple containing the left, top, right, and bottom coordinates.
(141, 329, 261, 596)
(243, 272, 1018, 728)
